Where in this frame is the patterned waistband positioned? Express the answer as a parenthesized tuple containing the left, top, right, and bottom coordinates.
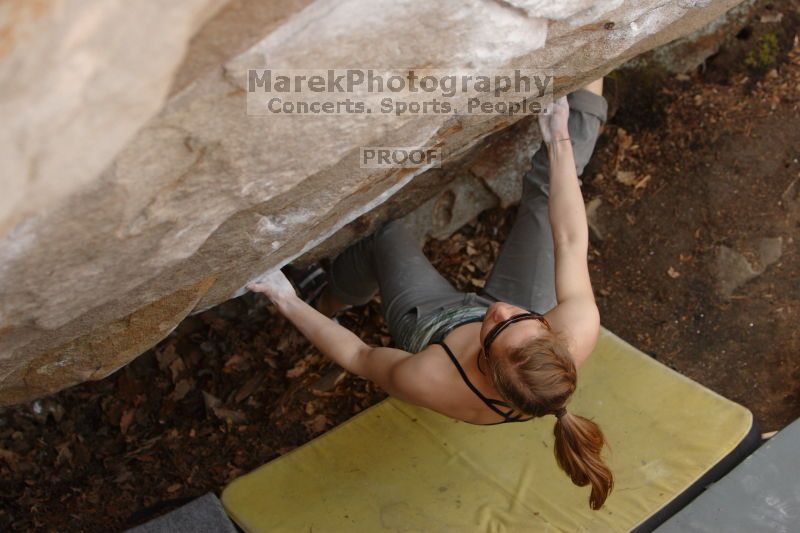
(396, 305, 488, 353)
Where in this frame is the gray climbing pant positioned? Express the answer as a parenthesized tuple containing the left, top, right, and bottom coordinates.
(326, 88, 608, 341)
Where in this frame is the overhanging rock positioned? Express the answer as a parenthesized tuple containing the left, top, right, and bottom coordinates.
(0, 0, 744, 404)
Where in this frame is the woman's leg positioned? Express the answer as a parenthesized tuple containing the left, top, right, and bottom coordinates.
(481, 80, 608, 313)
(323, 218, 464, 337)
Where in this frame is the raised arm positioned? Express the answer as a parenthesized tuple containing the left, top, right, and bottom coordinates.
(538, 96, 600, 366)
(247, 271, 438, 405)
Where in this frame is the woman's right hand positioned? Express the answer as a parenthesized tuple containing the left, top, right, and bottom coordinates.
(247, 270, 297, 306)
(538, 95, 570, 144)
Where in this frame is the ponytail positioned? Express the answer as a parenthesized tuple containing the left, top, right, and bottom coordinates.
(487, 331, 613, 509)
(553, 411, 613, 510)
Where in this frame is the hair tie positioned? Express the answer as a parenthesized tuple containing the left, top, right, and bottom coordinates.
(554, 407, 567, 419)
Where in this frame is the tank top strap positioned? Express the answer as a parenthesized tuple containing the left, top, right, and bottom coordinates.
(432, 340, 518, 420)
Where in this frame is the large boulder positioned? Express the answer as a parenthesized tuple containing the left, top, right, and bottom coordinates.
(0, 0, 228, 235)
(0, 0, 744, 404)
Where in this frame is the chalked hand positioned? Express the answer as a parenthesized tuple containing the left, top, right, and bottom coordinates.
(537, 95, 570, 145)
(247, 270, 297, 304)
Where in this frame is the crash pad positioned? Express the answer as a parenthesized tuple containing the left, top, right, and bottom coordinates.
(656, 418, 799, 532)
(222, 329, 758, 532)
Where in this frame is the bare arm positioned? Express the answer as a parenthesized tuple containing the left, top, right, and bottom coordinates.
(273, 295, 374, 374)
(538, 97, 600, 366)
(247, 272, 438, 406)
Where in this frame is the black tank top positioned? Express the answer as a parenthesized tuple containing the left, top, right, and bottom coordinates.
(432, 340, 533, 425)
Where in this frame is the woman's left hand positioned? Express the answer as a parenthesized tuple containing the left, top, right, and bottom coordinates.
(538, 95, 570, 144)
(247, 270, 297, 305)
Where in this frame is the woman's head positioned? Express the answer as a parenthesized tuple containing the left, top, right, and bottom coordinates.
(480, 301, 614, 510)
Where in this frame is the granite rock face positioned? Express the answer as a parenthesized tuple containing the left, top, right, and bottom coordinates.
(0, 0, 228, 235)
(624, 0, 756, 73)
(0, 0, 744, 404)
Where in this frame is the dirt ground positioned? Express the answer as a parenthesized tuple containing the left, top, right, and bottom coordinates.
(2, 4, 799, 531)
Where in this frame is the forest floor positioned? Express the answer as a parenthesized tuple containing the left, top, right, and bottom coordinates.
(2, 4, 799, 531)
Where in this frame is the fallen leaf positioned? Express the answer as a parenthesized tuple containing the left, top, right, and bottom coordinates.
(286, 360, 307, 379)
(667, 266, 681, 279)
(166, 483, 183, 493)
(213, 408, 247, 424)
(55, 442, 73, 467)
(119, 409, 135, 435)
(616, 170, 637, 185)
(170, 379, 193, 401)
(0, 448, 20, 470)
(202, 391, 221, 411)
(304, 414, 328, 434)
(470, 278, 486, 288)
(304, 402, 316, 415)
(311, 369, 346, 394)
(168, 357, 186, 382)
(114, 468, 133, 484)
(616, 128, 633, 150)
(156, 344, 179, 371)
(226, 467, 244, 483)
(234, 374, 263, 403)
(634, 174, 652, 191)
(223, 354, 246, 373)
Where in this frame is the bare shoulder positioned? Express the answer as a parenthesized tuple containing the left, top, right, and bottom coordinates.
(375, 345, 451, 405)
(398, 344, 452, 384)
(395, 344, 486, 416)
(544, 297, 600, 367)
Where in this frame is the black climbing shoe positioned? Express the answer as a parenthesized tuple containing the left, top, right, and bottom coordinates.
(281, 263, 328, 307)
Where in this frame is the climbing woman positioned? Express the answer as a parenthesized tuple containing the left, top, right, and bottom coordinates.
(248, 78, 613, 509)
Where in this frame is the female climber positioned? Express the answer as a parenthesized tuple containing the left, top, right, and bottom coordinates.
(248, 78, 613, 510)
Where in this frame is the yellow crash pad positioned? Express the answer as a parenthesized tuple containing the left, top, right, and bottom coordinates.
(222, 329, 755, 532)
